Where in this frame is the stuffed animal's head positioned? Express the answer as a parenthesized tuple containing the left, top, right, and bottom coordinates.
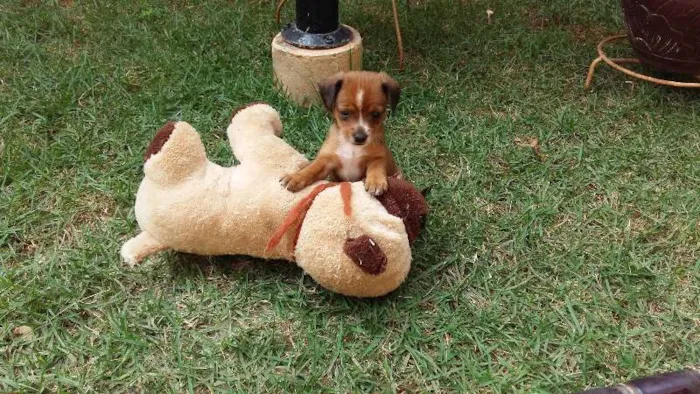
(343, 176, 428, 277)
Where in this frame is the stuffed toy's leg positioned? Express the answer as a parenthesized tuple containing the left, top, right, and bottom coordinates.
(120, 231, 168, 267)
(142, 121, 208, 187)
(120, 121, 205, 266)
(227, 103, 308, 174)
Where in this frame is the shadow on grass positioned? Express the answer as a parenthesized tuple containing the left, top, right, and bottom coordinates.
(164, 249, 427, 308)
(167, 252, 303, 284)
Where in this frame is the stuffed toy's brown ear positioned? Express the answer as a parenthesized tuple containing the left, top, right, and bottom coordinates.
(318, 72, 344, 112)
(380, 72, 401, 113)
(376, 177, 428, 244)
(344, 235, 388, 275)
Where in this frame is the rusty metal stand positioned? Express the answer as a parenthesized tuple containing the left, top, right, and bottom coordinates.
(585, 34, 700, 89)
(575, 368, 700, 394)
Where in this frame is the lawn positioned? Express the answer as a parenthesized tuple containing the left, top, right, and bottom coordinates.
(1, 0, 699, 392)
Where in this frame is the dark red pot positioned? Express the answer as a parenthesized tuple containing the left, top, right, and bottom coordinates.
(621, 0, 700, 76)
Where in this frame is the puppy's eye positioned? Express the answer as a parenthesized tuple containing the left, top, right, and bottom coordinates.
(371, 111, 382, 119)
(339, 110, 350, 120)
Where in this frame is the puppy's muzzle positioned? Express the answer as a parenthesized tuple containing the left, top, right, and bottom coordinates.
(352, 128, 368, 145)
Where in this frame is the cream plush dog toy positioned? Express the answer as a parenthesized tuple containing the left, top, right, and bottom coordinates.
(121, 103, 427, 297)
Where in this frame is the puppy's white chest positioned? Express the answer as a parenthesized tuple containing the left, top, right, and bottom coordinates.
(335, 143, 364, 182)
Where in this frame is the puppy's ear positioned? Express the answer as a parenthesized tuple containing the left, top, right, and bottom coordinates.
(380, 72, 401, 113)
(318, 72, 344, 112)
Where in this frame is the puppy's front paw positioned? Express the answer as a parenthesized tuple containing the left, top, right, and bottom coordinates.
(365, 176, 388, 196)
(280, 172, 310, 192)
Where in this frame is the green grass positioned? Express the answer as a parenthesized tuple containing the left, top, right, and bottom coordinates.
(1, 0, 699, 392)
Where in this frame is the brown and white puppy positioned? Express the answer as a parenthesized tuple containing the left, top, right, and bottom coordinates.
(281, 71, 401, 196)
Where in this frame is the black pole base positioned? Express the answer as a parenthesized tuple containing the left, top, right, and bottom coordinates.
(281, 23, 353, 49)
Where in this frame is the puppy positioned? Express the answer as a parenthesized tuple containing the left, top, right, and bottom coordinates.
(281, 71, 402, 196)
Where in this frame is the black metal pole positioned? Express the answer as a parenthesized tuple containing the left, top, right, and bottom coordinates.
(281, 0, 352, 49)
(295, 0, 338, 34)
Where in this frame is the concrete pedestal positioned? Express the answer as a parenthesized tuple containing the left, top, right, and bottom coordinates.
(271, 25, 363, 107)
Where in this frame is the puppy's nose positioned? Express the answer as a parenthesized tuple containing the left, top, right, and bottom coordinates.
(352, 128, 368, 145)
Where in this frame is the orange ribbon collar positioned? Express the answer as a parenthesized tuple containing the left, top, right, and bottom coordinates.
(266, 182, 353, 254)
